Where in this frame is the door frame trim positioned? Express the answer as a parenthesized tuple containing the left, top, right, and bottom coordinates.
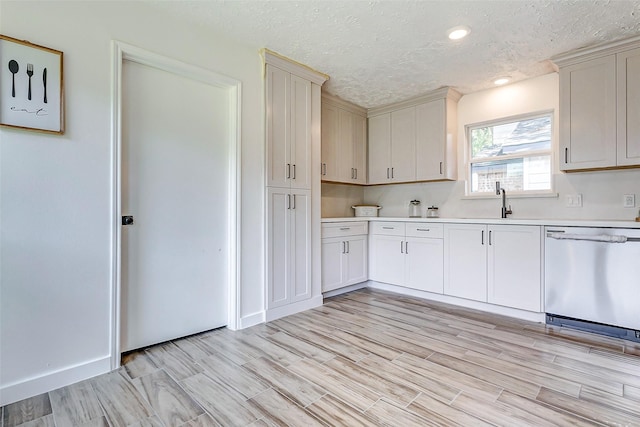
(109, 41, 242, 369)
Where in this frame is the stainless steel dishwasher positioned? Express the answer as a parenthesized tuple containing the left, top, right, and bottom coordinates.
(545, 226, 640, 342)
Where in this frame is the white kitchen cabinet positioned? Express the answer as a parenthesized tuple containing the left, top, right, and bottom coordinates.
(321, 222, 368, 292)
(264, 51, 328, 318)
(369, 222, 444, 293)
(558, 56, 617, 170)
(368, 87, 460, 184)
(322, 235, 368, 292)
(554, 37, 640, 171)
(487, 225, 542, 312)
(367, 113, 392, 184)
(444, 224, 488, 302)
(321, 94, 367, 184)
(267, 188, 311, 308)
(617, 47, 640, 166)
(367, 108, 416, 184)
(405, 223, 444, 294)
(444, 223, 542, 311)
(351, 114, 367, 184)
(390, 107, 417, 182)
(321, 102, 340, 181)
(415, 95, 459, 181)
(267, 64, 312, 189)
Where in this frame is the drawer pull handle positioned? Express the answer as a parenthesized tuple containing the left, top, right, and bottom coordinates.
(416, 228, 430, 232)
(382, 227, 394, 229)
(340, 227, 351, 230)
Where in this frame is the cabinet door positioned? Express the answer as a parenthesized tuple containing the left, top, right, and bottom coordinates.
(405, 237, 443, 294)
(617, 47, 640, 166)
(390, 107, 416, 182)
(560, 56, 617, 170)
(352, 114, 367, 184)
(368, 114, 391, 184)
(266, 65, 291, 188)
(369, 234, 404, 285)
(321, 237, 345, 292)
(338, 109, 355, 182)
(444, 224, 487, 302)
(290, 74, 312, 189)
(487, 225, 541, 312)
(345, 235, 368, 285)
(266, 188, 291, 308)
(290, 189, 311, 302)
(416, 100, 446, 181)
(321, 103, 339, 181)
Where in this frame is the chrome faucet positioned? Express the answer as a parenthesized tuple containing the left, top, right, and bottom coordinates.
(496, 181, 513, 218)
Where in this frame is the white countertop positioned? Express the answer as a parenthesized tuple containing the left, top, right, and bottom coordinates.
(322, 216, 640, 229)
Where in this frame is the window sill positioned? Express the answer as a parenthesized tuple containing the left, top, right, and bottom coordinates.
(462, 191, 559, 200)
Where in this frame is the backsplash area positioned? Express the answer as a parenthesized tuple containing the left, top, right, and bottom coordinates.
(361, 169, 640, 221)
(323, 167, 640, 221)
(322, 183, 365, 217)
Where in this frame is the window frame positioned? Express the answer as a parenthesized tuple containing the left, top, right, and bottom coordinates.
(465, 110, 555, 198)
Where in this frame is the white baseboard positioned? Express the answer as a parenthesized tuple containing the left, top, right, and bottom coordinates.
(367, 281, 546, 323)
(265, 295, 324, 322)
(239, 311, 266, 329)
(322, 282, 368, 298)
(0, 356, 111, 406)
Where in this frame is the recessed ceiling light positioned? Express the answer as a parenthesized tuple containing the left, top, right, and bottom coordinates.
(447, 25, 471, 40)
(494, 76, 511, 85)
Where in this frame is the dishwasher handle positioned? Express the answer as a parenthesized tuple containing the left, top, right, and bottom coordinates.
(546, 232, 639, 243)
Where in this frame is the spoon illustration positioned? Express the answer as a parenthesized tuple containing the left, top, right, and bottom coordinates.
(8, 60, 19, 97)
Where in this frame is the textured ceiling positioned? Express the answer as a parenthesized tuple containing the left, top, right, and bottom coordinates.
(151, 0, 640, 109)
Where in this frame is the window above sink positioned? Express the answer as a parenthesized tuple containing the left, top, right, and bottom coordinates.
(466, 111, 553, 196)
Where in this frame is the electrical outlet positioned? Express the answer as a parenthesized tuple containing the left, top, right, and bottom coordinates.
(565, 194, 583, 207)
(623, 194, 636, 208)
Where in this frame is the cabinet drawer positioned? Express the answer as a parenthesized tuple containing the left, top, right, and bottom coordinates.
(322, 221, 368, 238)
(405, 223, 443, 238)
(369, 221, 405, 236)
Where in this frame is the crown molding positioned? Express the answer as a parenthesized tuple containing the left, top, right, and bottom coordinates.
(262, 48, 329, 85)
(367, 87, 461, 117)
(551, 34, 640, 69)
(321, 93, 367, 116)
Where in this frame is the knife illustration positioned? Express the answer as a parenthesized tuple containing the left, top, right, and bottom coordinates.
(43, 68, 48, 103)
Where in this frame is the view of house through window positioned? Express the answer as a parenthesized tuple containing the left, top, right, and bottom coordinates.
(468, 113, 552, 194)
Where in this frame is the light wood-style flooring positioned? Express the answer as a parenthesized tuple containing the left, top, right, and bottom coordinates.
(3, 289, 640, 426)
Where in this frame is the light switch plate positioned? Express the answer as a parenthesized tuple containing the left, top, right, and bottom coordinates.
(623, 194, 636, 208)
(565, 194, 583, 207)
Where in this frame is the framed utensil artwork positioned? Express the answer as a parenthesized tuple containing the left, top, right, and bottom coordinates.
(0, 34, 64, 134)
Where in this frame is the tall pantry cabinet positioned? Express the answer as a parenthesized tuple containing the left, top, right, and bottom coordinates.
(264, 50, 328, 320)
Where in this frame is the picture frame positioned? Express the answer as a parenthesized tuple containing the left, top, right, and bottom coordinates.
(0, 34, 64, 134)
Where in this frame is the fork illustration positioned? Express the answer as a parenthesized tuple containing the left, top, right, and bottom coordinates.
(27, 63, 33, 100)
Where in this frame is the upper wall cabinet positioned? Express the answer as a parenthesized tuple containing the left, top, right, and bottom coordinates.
(553, 36, 640, 171)
(321, 94, 367, 185)
(367, 87, 460, 185)
(617, 47, 640, 167)
(267, 64, 313, 189)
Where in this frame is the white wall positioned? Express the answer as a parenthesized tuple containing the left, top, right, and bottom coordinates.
(362, 73, 640, 220)
(0, 1, 265, 405)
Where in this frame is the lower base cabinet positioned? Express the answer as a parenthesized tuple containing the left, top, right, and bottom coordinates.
(444, 223, 542, 312)
(321, 222, 368, 292)
(487, 225, 542, 312)
(321, 219, 543, 314)
(369, 222, 444, 293)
